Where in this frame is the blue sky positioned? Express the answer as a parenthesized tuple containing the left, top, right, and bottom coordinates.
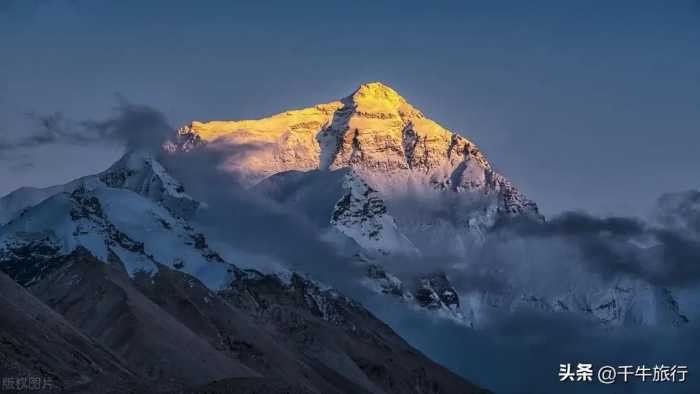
(1, 0, 699, 217)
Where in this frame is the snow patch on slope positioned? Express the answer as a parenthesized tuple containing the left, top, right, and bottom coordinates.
(0, 185, 236, 290)
(331, 171, 419, 257)
(0, 150, 198, 225)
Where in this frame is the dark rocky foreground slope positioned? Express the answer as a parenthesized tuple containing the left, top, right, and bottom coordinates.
(0, 266, 141, 393)
(0, 247, 488, 393)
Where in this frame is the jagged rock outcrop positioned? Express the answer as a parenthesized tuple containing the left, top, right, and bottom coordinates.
(414, 273, 462, 316)
(330, 171, 419, 257)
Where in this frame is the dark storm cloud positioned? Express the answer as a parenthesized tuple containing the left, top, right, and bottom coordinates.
(80, 97, 173, 153)
(494, 211, 647, 238)
(0, 97, 173, 157)
(655, 190, 700, 238)
(489, 209, 700, 288)
(0, 112, 79, 152)
(23, 111, 93, 145)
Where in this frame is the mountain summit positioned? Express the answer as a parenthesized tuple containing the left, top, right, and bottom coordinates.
(178, 82, 497, 184)
(349, 82, 417, 116)
(176, 82, 540, 258)
(171, 83, 686, 329)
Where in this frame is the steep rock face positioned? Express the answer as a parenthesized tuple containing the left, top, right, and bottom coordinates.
(180, 82, 542, 232)
(362, 265, 467, 324)
(330, 171, 419, 257)
(414, 273, 462, 317)
(177, 102, 343, 184)
(252, 169, 418, 258)
(320, 84, 491, 180)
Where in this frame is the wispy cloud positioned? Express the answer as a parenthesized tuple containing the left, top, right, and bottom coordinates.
(0, 96, 175, 159)
(489, 207, 700, 289)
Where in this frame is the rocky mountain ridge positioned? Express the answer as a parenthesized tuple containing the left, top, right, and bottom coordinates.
(0, 150, 486, 393)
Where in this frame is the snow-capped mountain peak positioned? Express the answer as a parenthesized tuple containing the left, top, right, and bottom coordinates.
(0, 180, 236, 289)
(176, 82, 496, 184)
(348, 81, 419, 119)
(0, 150, 198, 226)
(175, 83, 541, 256)
(99, 149, 199, 219)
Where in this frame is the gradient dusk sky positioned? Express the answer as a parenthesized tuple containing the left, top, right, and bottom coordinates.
(1, 0, 699, 217)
